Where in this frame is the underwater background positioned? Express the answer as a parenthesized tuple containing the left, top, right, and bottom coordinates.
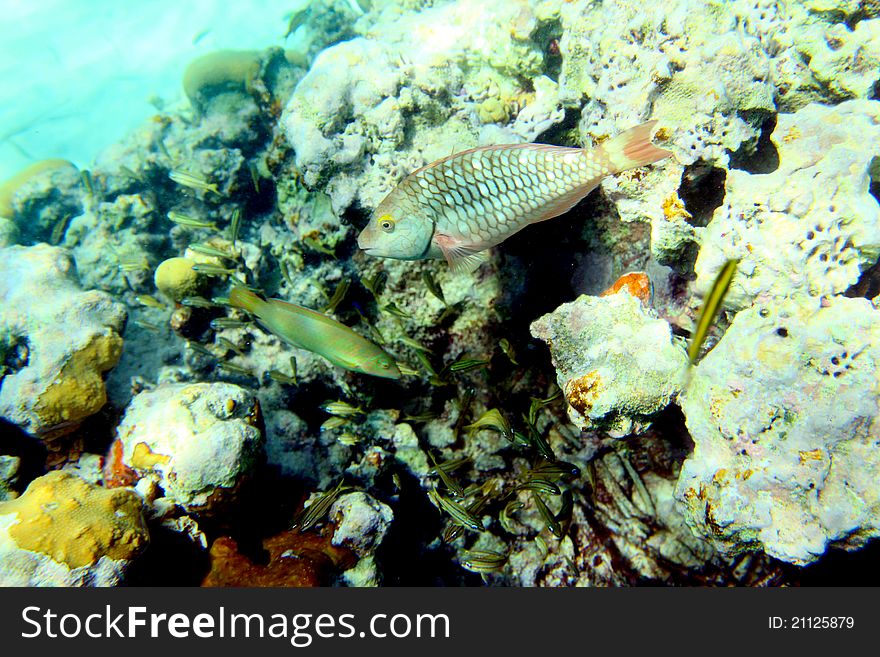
(0, 0, 878, 587)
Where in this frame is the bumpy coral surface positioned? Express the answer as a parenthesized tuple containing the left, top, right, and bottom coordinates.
(0, 471, 149, 586)
(694, 100, 880, 309)
(0, 244, 125, 439)
(109, 382, 265, 514)
(531, 288, 688, 437)
(677, 296, 880, 565)
(282, 0, 562, 214)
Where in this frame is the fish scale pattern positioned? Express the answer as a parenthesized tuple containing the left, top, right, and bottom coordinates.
(409, 146, 610, 245)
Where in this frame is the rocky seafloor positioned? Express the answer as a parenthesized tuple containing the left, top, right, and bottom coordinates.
(1, 0, 879, 587)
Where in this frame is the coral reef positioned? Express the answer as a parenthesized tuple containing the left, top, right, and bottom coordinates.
(676, 296, 880, 565)
(693, 100, 880, 309)
(0, 244, 125, 439)
(0, 471, 149, 586)
(1, 0, 878, 589)
(0, 160, 83, 244)
(108, 382, 265, 515)
(531, 286, 688, 437)
(202, 529, 355, 587)
(281, 0, 563, 214)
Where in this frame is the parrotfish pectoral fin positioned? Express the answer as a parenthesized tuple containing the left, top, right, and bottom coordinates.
(433, 233, 489, 274)
(603, 120, 672, 172)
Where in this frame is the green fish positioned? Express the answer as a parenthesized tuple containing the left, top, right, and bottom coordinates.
(688, 259, 739, 365)
(229, 286, 401, 379)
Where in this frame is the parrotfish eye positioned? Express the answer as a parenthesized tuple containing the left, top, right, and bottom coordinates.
(378, 215, 395, 233)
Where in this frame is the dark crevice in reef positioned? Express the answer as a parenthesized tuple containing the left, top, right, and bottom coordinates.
(535, 18, 564, 82)
(375, 468, 477, 585)
(678, 162, 727, 228)
(729, 113, 779, 174)
(125, 523, 212, 586)
(534, 106, 582, 146)
(789, 539, 880, 586)
(845, 257, 880, 299)
(0, 419, 46, 492)
(869, 155, 880, 203)
(870, 79, 880, 100)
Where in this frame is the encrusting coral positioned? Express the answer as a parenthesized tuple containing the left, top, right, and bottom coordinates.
(0, 244, 125, 439)
(0, 471, 149, 586)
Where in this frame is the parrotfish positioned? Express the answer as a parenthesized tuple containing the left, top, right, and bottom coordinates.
(228, 287, 401, 379)
(357, 121, 671, 273)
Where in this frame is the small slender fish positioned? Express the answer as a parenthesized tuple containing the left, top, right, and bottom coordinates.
(247, 162, 261, 193)
(80, 169, 95, 197)
(402, 411, 438, 423)
(283, 7, 310, 39)
(189, 242, 236, 260)
(688, 259, 739, 365)
(210, 317, 250, 329)
(217, 336, 244, 356)
(117, 254, 149, 272)
(528, 460, 581, 482)
(447, 357, 490, 373)
(292, 480, 348, 532)
(428, 456, 471, 475)
(229, 208, 242, 248)
(217, 361, 254, 377)
(499, 499, 525, 533)
(428, 453, 465, 498)
(136, 294, 166, 309)
(321, 401, 364, 417)
(498, 338, 518, 365)
(428, 489, 482, 531)
(441, 494, 490, 542)
(464, 408, 512, 440)
(49, 214, 71, 245)
(119, 165, 144, 182)
(212, 296, 232, 307)
(528, 388, 563, 425)
(532, 492, 563, 538)
(302, 235, 336, 258)
(167, 211, 218, 230)
(228, 274, 256, 290)
(396, 362, 420, 376)
(361, 271, 387, 298)
(186, 341, 216, 358)
(522, 413, 555, 461)
(399, 335, 431, 353)
(169, 169, 223, 196)
(158, 139, 174, 162)
(323, 278, 350, 313)
(228, 286, 401, 379)
(516, 479, 561, 496)
(132, 319, 162, 333)
(422, 271, 446, 305)
(381, 302, 410, 319)
(358, 121, 671, 272)
(338, 432, 361, 446)
(459, 549, 508, 574)
(180, 296, 217, 309)
(321, 417, 348, 431)
(191, 263, 234, 276)
(267, 369, 297, 385)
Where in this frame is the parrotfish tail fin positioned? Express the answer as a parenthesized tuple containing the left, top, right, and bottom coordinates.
(229, 285, 266, 315)
(602, 120, 672, 173)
